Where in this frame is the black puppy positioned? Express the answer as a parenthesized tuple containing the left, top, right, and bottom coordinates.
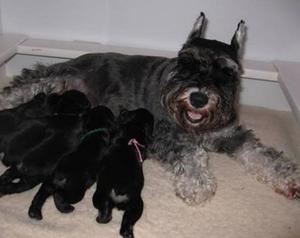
(0, 92, 57, 154)
(28, 105, 114, 220)
(0, 90, 91, 195)
(1, 90, 90, 169)
(93, 108, 154, 238)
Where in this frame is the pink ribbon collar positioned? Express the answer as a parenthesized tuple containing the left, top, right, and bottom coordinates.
(128, 138, 145, 163)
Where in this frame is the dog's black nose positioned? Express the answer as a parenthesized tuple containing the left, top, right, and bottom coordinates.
(189, 92, 208, 108)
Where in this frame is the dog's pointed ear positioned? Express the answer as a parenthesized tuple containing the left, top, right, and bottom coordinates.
(231, 20, 246, 57)
(186, 12, 206, 43)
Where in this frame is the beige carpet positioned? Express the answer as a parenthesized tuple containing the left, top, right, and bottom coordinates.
(0, 105, 300, 238)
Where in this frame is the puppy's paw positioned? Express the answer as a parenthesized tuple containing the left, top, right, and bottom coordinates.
(57, 204, 75, 213)
(96, 212, 112, 224)
(174, 170, 217, 206)
(28, 206, 43, 220)
(120, 227, 134, 238)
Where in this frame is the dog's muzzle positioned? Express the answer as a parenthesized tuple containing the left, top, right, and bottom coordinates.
(179, 87, 219, 124)
(162, 84, 221, 132)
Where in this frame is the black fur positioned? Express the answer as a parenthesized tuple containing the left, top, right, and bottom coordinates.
(93, 108, 154, 238)
(0, 90, 91, 196)
(0, 92, 55, 153)
(28, 106, 114, 220)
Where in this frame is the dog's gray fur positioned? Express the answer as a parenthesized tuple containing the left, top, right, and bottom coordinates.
(0, 13, 299, 205)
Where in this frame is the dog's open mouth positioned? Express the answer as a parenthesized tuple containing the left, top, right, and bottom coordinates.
(185, 110, 203, 123)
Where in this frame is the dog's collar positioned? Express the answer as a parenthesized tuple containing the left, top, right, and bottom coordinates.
(128, 138, 145, 163)
(80, 128, 107, 141)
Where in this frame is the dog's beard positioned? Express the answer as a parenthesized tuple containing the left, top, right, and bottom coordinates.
(162, 85, 234, 134)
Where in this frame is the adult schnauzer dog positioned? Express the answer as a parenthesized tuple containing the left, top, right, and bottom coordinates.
(0, 90, 91, 196)
(0, 12, 299, 205)
(93, 108, 154, 238)
(28, 105, 114, 220)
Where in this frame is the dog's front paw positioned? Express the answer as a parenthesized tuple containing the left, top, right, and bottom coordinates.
(96, 210, 112, 224)
(57, 204, 75, 213)
(274, 177, 300, 199)
(120, 227, 134, 238)
(28, 206, 43, 220)
(174, 170, 217, 205)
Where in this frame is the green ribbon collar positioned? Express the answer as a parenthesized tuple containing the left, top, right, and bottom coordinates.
(80, 128, 107, 141)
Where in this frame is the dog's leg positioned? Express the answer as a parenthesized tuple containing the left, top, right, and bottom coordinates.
(151, 120, 217, 205)
(95, 198, 113, 224)
(233, 134, 300, 199)
(28, 182, 54, 220)
(205, 125, 300, 199)
(53, 193, 75, 213)
(172, 146, 217, 205)
(120, 196, 143, 238)
(93, 185, 114, 223)
(0, 176, 40, 196)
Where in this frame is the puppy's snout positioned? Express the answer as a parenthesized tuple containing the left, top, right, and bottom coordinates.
(189, 92, 208, 108)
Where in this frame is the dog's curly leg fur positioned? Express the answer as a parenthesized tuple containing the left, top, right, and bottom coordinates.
(150, 120, 217, 205)
(173, 146, 217, 205)
(234, 137, 300, 199)
(204, 124, 300, 199)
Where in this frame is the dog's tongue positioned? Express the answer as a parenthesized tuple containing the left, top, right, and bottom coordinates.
(187, 111, 202, 120)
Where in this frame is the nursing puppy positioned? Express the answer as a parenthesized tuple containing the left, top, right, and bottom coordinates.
(28, 105, 114, 220)
(0, 92, 57, 154)
(0, 92, 61, 185)
(93, 108, 154, 238)
(0, 90, 91, 196)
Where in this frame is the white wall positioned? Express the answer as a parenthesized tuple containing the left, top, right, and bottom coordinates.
(1, 0, 110, 42)
(0, 0, 2, 34)
(1, 0, 300, 62)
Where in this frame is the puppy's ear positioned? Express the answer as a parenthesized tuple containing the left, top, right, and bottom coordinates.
(34, 92, 47, 102)
(46, 93, 61, 112)
(186, 12, 206, 43)
(231, 20, 246, 58)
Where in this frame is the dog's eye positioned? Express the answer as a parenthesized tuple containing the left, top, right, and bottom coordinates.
(178, 55, 193, 66)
